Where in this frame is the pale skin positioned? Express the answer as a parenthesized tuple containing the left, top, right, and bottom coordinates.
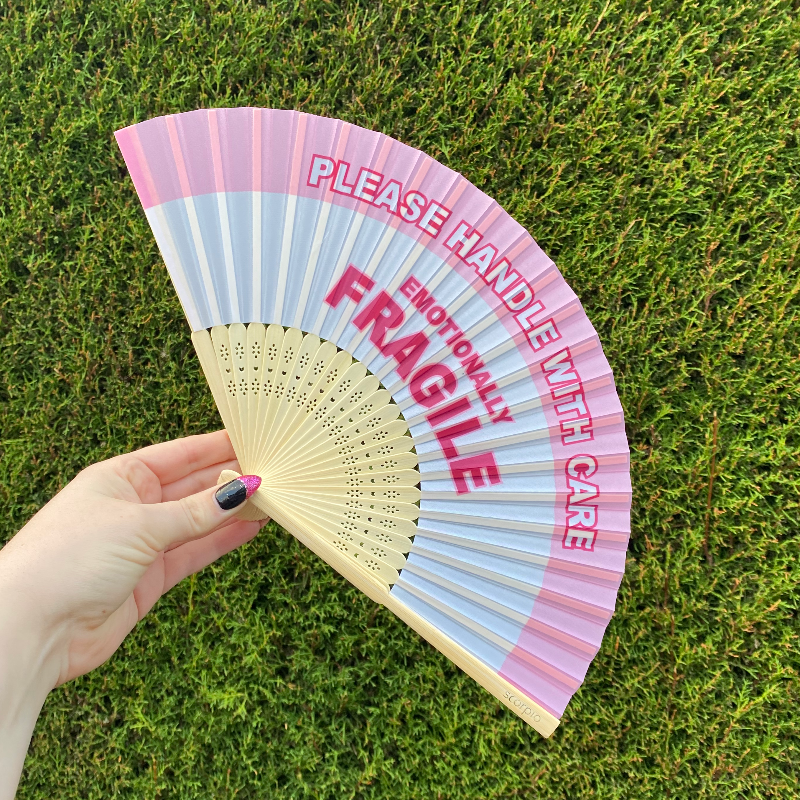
(0, 431, 265, 799)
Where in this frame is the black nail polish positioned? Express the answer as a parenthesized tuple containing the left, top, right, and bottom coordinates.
(215, 478, 248, 510)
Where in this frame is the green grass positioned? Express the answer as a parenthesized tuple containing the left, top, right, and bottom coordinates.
(1, 0, 799, 796)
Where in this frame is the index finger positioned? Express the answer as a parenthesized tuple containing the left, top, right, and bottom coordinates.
(129, 430, 236, 486)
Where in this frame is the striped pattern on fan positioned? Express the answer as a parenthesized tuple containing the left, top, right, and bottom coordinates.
(115, 108, 632, 737)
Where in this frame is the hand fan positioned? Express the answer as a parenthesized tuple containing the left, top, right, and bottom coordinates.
(115, 108, 631, 737)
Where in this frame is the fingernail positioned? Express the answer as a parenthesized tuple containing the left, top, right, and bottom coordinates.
(215, 475, 261, 510)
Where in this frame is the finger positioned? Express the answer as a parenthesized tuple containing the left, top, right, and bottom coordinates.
(132, 430, 236, 486)
(162, 519, 262, 593)
(134, 520, 262, 617)
(133, 519, 263, 620)
(163, 510, 268, 552)
(141, 474, 262, 551)
(160, 458, 241, 502)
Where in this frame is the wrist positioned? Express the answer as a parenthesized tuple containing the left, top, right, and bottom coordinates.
(0, 581, 61, 799)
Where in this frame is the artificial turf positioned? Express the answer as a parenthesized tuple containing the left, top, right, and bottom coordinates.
(1, 0, 798, 796)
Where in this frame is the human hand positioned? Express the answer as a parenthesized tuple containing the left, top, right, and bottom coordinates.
(0, 431, 265, 797)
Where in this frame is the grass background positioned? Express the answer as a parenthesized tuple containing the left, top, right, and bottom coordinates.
(1, 0, 798, 796)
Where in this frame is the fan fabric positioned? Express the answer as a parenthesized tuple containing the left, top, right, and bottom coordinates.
(116, 108, 631, 737)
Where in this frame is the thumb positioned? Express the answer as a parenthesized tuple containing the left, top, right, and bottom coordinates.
(143, 474, 262, 551)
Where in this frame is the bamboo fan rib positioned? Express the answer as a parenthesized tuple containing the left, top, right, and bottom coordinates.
(115, 107, 632, 739)
(193, 324, 419, 589)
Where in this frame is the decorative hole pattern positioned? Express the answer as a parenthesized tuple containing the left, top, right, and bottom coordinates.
(206, 324, 419, 587)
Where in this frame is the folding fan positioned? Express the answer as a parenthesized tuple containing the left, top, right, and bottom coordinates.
(115, 108, 631, 737)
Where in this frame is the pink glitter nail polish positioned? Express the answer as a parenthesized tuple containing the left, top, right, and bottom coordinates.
(239, 474, 262, 497)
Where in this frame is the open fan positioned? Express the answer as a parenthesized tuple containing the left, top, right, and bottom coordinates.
(115, 108, 631, 737)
